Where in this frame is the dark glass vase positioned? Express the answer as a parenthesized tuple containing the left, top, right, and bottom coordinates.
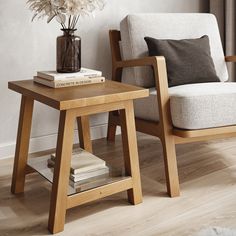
(57, 29, 81, 73)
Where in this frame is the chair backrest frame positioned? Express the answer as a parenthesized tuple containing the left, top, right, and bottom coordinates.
(109, 30, 123, 83)
(119, 13, 228, 87)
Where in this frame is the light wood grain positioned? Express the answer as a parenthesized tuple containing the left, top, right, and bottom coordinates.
(120, 101, 143, 204)
(9, 77, 148, 234)
(1, 134, 236, 236)
(11, 95, 34, 194)
(153, 56, 180, 197)
(173, 125, 236, 138)
(73, 101, 127, 116)
(8, 79, 148, 110)
(48, 110, 76, 234)
(67, 178, 133, 208)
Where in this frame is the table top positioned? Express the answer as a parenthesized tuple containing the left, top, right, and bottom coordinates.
(8, 79, 149, 110)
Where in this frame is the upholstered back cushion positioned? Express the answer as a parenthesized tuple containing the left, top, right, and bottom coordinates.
(120, 13, 228, 88)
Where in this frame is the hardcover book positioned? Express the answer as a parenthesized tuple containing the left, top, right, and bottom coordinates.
(69, 173, 111, 191)
(49, 148, 107, 175)
(34, 76, 105, 88)
(37, 68, 102, 81)
(70, 167, 109, 182)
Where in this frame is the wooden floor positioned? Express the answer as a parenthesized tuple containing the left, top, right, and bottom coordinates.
(1, 133, 236, 236)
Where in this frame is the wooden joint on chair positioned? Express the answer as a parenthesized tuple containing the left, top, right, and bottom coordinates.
(225, 56, 236, 62)
(109, 30, 123, 82)
(108, 112, 120, 126)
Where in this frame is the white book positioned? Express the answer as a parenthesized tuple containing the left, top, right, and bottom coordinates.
(34, 76, 105, 88)
(69, 173, 110, 186)
(37, 68, 102, 81)
(69, 173, 110, 190)
(70, 167, 109, 182)
(50, 148, 106, 175)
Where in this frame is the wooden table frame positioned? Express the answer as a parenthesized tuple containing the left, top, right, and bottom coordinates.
(9, 80, 148, 234)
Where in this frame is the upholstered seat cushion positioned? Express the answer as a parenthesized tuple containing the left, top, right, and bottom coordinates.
(134, 83, 236, 130)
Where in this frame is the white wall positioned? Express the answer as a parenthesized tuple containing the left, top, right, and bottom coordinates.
(0, 0, 207, 158)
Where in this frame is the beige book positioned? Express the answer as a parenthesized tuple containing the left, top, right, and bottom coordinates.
(69, 173, 110, 191)
(34, 76, 105, 88)
(37, 68, 102, 81)
(70, 167, 109, 182)
(49, 148, 106, 175)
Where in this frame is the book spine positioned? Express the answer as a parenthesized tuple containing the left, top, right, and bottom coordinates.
(70, 174, 110, 190)
(54, 74, 103, 81)
(37, 72, 52, 81)
(54, 77, 105, 88)
(34, 77, 55, 88)
(72, 164, 106, 175)
(70, 168, 109, 182)
(48, 158, 106, 175)
(37, 72, 102, 81)
(34, 77, 105, 88)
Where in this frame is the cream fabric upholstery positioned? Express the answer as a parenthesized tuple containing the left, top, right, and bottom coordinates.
(135, 83, 236, 130)
(120, 13, 228, 87)
(134, 87, 159, 122)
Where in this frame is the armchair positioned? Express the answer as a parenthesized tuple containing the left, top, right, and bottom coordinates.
(107, 14, 236, 197)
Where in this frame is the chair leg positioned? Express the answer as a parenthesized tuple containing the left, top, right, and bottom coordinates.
(107, 112, 117, 142)
(77, 116, 92, 153)
(161, 135, 180, 198)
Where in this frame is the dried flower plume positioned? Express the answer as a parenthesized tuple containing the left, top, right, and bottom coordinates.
(27, 0, 105, 29)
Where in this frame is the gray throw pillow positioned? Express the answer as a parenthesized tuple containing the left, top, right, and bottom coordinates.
(144, 35, 220, 87)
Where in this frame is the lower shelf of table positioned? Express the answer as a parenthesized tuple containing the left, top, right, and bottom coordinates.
(27, 154, 129, 196)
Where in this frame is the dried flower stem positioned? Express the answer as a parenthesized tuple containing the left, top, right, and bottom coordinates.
(27, 0, 105, 30)
(73, 15, 80, 29)
(68, 15, 71, 29)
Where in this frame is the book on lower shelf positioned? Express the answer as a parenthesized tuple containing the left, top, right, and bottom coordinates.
(69, 174, 111, 191)
(69, 168, 122, 191)
(48, 148, 109, 183)
(70, 167, 109, 182)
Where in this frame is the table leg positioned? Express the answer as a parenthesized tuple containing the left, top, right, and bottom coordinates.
(48, 110, 76, 234)
(120, 100, 143, 205)
(77, 116, 92, 153)
(11, 95, 34, 194)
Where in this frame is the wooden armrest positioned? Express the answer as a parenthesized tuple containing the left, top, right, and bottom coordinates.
(225, 56, 236, 62)
(112, 53, 171, 136)
(115, 56, 165, 69)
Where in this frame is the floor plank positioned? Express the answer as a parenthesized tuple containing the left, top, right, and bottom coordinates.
(1, 133, 236, 235)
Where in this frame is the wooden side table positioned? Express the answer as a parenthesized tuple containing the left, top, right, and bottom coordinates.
(8, 79, 149, 234)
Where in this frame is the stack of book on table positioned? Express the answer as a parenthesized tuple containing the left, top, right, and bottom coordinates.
(34, 68, 105, 88)
(48, 148, 109, 188)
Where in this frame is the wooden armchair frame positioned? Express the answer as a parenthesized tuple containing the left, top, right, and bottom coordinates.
(107, 30, 236, 197)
